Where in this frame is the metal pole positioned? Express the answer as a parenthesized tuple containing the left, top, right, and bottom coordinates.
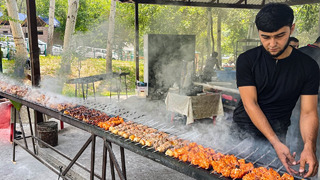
(18, 112, 28, 149)
(27, 107, 37, 154)
(90, 134, 96, 180)
(109, 142, 116, 180)
(120, 147, 127, 180)
(0, 44, 3, 73)
(102, 139, 108, 180)
(12, 108, 17, 163)
(62, 136, 93, 176)
(135, 2, 139, 82)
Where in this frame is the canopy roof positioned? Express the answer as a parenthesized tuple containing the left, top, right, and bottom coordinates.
(119, 0, 319, 9)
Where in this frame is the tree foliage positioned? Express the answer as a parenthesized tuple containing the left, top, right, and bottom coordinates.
(292, 4, 320, 45)
(3, 1, 319, 58)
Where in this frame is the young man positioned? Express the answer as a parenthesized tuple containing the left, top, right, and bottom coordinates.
(289, 37, 299, 49)
(233, 3, 319, 178)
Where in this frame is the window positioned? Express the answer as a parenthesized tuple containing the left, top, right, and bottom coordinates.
(3, 31, 8, 34)
(38, 31, 43, 35)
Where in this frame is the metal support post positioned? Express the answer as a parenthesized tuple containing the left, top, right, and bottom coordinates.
(62, 135, 93, 176)
(120, 146, 127, 180)
(27, 107, 37, 154)
(102, 139, 108, 180)
(90, 134, 96, 180)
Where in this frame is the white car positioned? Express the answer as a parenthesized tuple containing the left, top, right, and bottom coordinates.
(94, 48, 106, 59)
(52, 45, 63, 56)
(25, 38, 47, 55)
(76, 46, 107, 59)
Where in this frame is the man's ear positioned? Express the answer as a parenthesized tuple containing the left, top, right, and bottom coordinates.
(290, 24, 295, 35)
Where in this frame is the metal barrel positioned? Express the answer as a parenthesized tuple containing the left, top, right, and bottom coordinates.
(37, 121, 58, 148)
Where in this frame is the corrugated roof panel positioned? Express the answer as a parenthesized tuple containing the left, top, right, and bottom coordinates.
(221, 0, 240, 4)
(127, 0, 319, 8)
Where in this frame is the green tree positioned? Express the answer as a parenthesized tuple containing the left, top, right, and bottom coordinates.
(292, 4, 320, 45)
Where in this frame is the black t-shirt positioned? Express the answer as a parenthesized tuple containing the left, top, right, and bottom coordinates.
(299, 45, 320, 64)
(299, 45, 320, 89)
(233, 46, 319, 136)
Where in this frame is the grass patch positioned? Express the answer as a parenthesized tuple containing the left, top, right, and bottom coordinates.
(2, 56, 144, 97)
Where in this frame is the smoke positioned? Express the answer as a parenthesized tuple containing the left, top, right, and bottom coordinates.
(40, 76, 65, 94)
(144, 34, 197, 99)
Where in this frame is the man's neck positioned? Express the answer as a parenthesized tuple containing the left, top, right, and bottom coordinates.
(274, 45, 293, 60)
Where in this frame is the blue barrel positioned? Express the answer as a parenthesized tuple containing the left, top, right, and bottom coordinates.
(216, 70, 236, 81)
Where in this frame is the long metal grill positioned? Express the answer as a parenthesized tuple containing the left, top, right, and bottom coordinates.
(0, 76, 307, 180)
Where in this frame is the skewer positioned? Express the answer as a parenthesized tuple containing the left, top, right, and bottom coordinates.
(189, 134, 201, 141)
(276, 165, 284, 172)
(178, 132, 196, 139)
(168, 129, 181, 135)
(162, 125, 175, 132)
(235, 146, 251, 157)
(154, 124, 166, 130)
(151, 123, 165, 129)
(145, 121, 158, 127)
(147, 147, 154, 151)
(223, 141, 245, 155)
(244, 147, 259, 160)
(253, 150, 271, 164)
(264, 157, 278, 168)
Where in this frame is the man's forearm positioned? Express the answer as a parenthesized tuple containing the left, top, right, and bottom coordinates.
(243, 102, 280, 145)
(300, 113, 318, 152)
(300, 95, 319, 152)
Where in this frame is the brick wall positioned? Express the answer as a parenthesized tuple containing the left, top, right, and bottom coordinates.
(0, 25, 62, 46)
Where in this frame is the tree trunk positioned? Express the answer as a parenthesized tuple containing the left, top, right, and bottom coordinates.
(217, 10, 222, 69)
(47, 0, 55, 55)
(318, 7, 320, 37)
(206, 8, 212, 59)
(106, 0, 117, 73)
(6, 0, 28, 77)
(18, 0, 23, 13)
(61, 0, 79, 74)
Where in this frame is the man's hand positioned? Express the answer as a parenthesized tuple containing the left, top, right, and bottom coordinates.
(298, 145, 318, 178)
(273, 142, 298, 175)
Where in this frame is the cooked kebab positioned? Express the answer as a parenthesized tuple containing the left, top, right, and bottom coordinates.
(64, 106, 111, 125)
(242, 167, 293, 180)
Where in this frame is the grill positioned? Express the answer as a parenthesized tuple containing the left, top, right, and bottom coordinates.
(0, 82, 307, 180)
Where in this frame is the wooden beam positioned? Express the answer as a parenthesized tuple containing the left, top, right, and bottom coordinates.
(236, 0, 245, 5)
(26, 0, 43, 124)
(121, 0, 319, 9)
(133, 0, 264, 9)
(135, 2, 139, 81)
(285, 0, 320, 6)
(26, 0, 40, 87)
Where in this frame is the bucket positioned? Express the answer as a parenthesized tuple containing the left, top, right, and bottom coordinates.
(37, 121, 58, 148)
(0, 101, 11, 129)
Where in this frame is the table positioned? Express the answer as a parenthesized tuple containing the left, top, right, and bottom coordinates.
(165, 92, 224, 125)
(193, 82, 240, 110)
(66, 72, 130, 100)
(193, 82, 239, 94)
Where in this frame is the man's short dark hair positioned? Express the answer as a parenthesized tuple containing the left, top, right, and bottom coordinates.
(255, 3, 294, 32)
(289, 37, 299, 43)
(315, 36, 320, 43)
